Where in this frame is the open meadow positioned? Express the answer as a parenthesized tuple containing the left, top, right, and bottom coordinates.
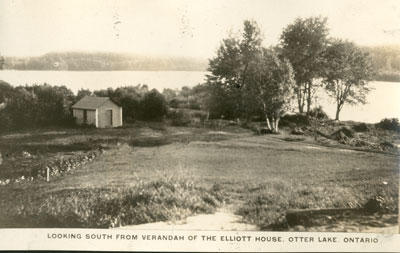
(0, 121, 398, 231)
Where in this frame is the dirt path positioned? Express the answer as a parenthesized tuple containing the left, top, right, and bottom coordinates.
(119, 208, 258, 231)
(119, 208, 398, 233)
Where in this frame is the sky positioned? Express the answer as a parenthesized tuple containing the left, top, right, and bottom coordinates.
(1, 0, 400, 59)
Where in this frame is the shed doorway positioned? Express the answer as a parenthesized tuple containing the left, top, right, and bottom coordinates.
(105, 110, 113, 127)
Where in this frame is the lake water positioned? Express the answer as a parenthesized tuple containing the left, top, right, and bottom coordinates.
(0, 70, 399, 123)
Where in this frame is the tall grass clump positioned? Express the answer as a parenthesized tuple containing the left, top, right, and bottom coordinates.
(236, 180, 398, 230)
(0, 177, 223, 228)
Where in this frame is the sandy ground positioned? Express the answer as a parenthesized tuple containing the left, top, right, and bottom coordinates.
(119, 208, 258, 231)
(120, 209, 398, 234)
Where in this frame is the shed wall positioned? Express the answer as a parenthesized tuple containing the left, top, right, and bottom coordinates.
(73, 109, 97, 126)
(97, 100, 122, 128)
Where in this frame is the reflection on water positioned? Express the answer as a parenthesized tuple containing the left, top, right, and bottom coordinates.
(0, 70, 399, 123)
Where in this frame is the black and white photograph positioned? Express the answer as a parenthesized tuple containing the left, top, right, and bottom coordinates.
(0, 0, 399, 251)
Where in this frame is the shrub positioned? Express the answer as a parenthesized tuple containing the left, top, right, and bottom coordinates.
(169, 98, 187, 109)
(167, 109, 191, 127)
(0, 84, 76, 130)
(188, 97, 201, 110)
(353, 122, 370, 132)
(0, 112, 12, 131)
(376, 118, 400, 132)
(139, 89, 168, 121)
(331, 127, 355, 143)
(308, 106, 329, 120)
(280, 113, 310, 126)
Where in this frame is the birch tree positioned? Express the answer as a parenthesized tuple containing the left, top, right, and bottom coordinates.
(245, 49, 296, 132)
(280, 16, 329, 114)
(321, 39, 375, 120)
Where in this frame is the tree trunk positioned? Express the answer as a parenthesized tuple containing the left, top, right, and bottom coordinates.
(266, 116, 272, 130)
(335, 104, 341, 121)
(274, 117, 280, 133)
(271, 117, 276, 132)
(306, 82, 312, 115)
(297, 95, 304, 113)
(297, 85, 304, 113)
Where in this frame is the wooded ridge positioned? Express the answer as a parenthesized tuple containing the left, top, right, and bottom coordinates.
(1, 46, 400, 82)
(2, 52, 208, 71)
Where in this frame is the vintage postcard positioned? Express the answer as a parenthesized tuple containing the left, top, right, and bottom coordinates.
(0, 0, 399, 252)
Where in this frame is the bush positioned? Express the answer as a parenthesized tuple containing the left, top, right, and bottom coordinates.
(308, 106, 329, 120)
(280, 114, 310, 126)
(188, 97, 202, 110)
(0, 84, 76, 130)
(353, 123, 370, 132)
(0, 112, 12, 131)
(331, 127, 355, 143)
(139, 89, 168, 121)
(167, 109, 192, 126)
(169, 98, 187, 109)
(376, 118, 400, 132)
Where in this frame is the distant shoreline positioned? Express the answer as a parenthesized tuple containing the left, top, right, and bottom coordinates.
(1, 69, 398, 83)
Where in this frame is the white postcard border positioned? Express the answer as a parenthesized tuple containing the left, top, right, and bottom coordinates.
(0, 229, 399, 252)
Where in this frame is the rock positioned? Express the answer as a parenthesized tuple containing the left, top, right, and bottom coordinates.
(0, 152, 2, 165)
(380, 141, 397, 151)
(331, 127, 355, 142)
(353, 123, 370, 132)
(260, 128, 274, 134)
(5, 179, 10, 184)
(335, 127, 354, 137)
(286, 212, 310, 227)
(364, 196, 385, 213)
(227, 120, 237, 126)
(292, 225, 306, 231)
(291, 128, 305, 135)
(354, 139, 369, 147)
(22, 151, 32, 158)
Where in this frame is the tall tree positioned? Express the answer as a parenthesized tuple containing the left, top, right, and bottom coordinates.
(321, 39, 375, 120)
(28, 84, 75, 125)
(162, 88, 178, 102)
(140, 89, 167, 121)
(245, 49, 296, 132)
(0, 81, 14, 104)
(280, 16, 329, 114)
(207, 19, 263, 119)
(3, 86, 38, 128)
(76, 88, 93, 100)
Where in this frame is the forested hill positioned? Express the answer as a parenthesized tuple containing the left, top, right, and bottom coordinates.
(2, 46, 400, 81)
(3, 52, 208, 71)
(361, 45, 400, 82)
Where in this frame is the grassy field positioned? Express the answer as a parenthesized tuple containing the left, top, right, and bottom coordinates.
(0, 121, 398, 229)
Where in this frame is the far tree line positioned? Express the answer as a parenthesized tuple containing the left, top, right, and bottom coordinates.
(0, 83, 171, 130)
(0, 16, 378, 132)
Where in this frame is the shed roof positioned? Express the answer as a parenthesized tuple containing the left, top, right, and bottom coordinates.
(72, 96, 120, 110)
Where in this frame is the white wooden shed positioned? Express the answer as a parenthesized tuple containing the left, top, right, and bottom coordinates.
(72, 96, 122, 128)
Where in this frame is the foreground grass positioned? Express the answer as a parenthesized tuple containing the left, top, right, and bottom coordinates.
(0, 176, 222, 228)
(0, 122, 398, 229)
(235, 180, 398, 230)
